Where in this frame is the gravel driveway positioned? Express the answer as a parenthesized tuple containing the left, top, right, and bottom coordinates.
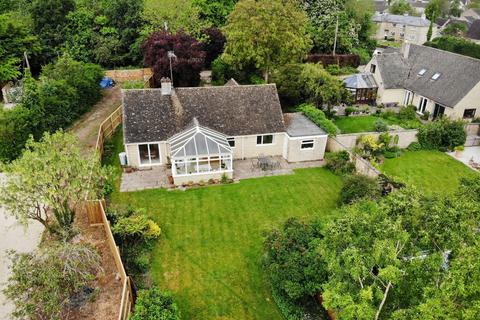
(0, 173, 43, 319)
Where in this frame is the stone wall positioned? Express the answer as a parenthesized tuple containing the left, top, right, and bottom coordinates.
(330, 129, 418, 151)
(465, 123, 480, 147)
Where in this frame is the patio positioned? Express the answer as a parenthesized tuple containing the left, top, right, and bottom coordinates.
(119, 156, 325, 192)
(447, 146, 480, 171)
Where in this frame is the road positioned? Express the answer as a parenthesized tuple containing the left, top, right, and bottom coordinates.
(0, 173, 43, 319)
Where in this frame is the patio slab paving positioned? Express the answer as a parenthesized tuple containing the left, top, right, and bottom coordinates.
(447, 146, 480, 171)
(119, 157, 325, 192)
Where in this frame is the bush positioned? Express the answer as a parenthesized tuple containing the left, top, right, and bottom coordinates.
(112, 214, 161, 245)
(424, 36, 480, 60)
(123, 80, 145, 89)
(398, 105, 417, 121)
(407, 142, 422, 151)
(374, 119, 389, 132)
(417, 118, 466, 151)
(325, 64, 359, 76)
(131, 286, 180, 320)
(0, 106, 34, 162)
(325, 151, 356, 175)
(345, 106, 357, 116)
(340, 174, 381, 204)
(298, 104, 339, 136)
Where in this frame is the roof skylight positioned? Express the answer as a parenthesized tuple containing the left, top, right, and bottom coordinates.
(418, 68, 427, 76)
(431, 73, 441, 80)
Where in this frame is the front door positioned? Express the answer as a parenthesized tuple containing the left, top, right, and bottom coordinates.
(433, 104, 445, 119)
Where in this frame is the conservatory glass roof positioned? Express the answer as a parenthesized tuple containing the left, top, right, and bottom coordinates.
(168, 119, 232, 159)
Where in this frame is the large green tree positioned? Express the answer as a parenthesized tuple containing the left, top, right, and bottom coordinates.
(0, 12, 40, 82)
(0, 132, 107, 236)
(192, 0, 238, 27)
(389, 0, 417, 15)
(223, 0, 311, 82)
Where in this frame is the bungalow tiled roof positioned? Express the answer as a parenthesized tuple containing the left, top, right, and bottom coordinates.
(123, 84, 287, 144)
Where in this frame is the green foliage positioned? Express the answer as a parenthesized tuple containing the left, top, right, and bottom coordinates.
(325, 64, 359, 76)
(211, 56, 261, 85)
(131, 286, 180, 320)
(418, 118, 466, 151)
(407, 141, 422, 151)
(0, 132, 108, 236)
(424, 36, 480, 60)
(340, 174, 381, 204)
(0, 12, 41, 82)
(3, 242, 101, 320)
(425, 0, 449, 20)
(123, 80, 145, 89)
(389, 0, 417, 15)
(325, 151, 356, 175)
(223, 0, 311, 82)
(0, 106, 33, 162)
(112, 213, 161, 245)
(272, 64, 349, 108)
(345, 106, 357, 116)
(144, 0, 209, 39)
(442, 22, 467, 36)
(192, 0, 237, 27)
(298, 104, 339, 136)
(374, 119, 389, 132)
(351, 47, 373, 65)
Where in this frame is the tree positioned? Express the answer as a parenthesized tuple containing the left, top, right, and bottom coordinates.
(300, 0, 362, 54)
(30, 0, 75, 64)
(131, 286, 180, 320)
(201, 27, 226, 68)
(143, 30, 206, 87)
(424, 36, 480, 59)
(425, 0, 449, 20)
(0, 12, 41, 82)
(223, 0, 311, 82)
(389, 0, 417, 16)
(0, 132, 107, 236)
(192, 0, 238, 27)
(143, 0, 209, 39)
(427, 20, 433, 41)
(449, 0, 462, 17)
(3, 242, 101, 320)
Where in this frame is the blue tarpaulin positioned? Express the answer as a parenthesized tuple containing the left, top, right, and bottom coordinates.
(100, 77, 115, 89)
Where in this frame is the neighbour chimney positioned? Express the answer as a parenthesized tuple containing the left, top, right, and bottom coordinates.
(161, 77, 172, 95)
(402, 41, 411, 59)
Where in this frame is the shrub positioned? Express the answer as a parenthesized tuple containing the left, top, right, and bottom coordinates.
(398, 105, 417, 121)
(0, 106, 34, 162)
(340, 174, 381, 204)
(374, 119, 389, 132)
(298, 104, 339, 136)
(131, 287, 180, 320)
(417, 118, 466, 151)
(112, 214, 161, 246)
(325, 151, 356, 175)
(123, 80, 144, 89)
(421, 111, 430, 121)
(407, 142, 422, 151)
(345, 106, 357, 116)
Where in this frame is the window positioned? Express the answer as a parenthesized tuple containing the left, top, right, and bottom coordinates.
(257, 134, 274, 145)
(301, 140, 314, 150)
(139, 143, 161, 165)
(418, 97, 428, 114)
(431, 73, 441, 80)
(370, 64, 376, 73)
(227, 137, 235, 148)
(463, 109, 476, 119)
(418, 68, 427, 76)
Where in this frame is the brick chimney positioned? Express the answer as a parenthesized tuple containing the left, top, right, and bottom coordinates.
(161, 77, 172, 95)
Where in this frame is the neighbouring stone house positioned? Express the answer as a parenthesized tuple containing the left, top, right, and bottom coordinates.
(372, 13, 438, 45)
(365, 43, 480, 120)
(122, 79, 328, 185)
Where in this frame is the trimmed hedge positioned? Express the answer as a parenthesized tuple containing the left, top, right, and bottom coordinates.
(298, 104, 339, 136)
(417, 118, 466, 151)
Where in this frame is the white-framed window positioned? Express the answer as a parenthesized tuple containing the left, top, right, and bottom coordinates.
(256, 134, 274, 145)
(301, 139, 315, 150)
(139, 143, 161, 165)
(418, 97, 428, 114)
(418, 68, 427, 76)
(404, 90, 413, 106)
(172, 154, 232, 176)
(227, 137, 235, 148)
(431, 73, 441, 81)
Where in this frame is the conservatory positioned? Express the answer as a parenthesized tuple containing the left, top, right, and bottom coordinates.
(168, 119, 233, 185)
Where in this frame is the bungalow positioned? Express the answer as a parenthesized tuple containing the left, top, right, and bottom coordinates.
(122, 79, 328, 185)
(366, 43, 480, 120)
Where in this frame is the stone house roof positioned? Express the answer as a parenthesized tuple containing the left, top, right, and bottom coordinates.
(373, 44, 480, 107)
(123, 84, 287, 144)
(373, 13, 431, 27)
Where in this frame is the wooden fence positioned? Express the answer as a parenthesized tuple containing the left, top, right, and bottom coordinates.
(95, 105, 123, 158)
(88, 106, 132, 319)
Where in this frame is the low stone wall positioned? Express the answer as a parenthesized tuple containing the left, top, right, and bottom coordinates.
(104, 68, 153, 87)
(330, 129, 418, 151)
(327, 137, 381, 178)
(465, 123, 480, 136)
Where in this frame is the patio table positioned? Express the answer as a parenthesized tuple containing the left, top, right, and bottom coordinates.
(258, 156, 272, 171)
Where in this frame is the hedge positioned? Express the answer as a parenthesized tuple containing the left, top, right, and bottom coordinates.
(298, 104, 339, 136)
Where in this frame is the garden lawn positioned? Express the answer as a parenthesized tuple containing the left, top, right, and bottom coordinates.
(381, 150, 477, 194)
(105, 128, 343, 319)
(334, 115, 381, 133)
